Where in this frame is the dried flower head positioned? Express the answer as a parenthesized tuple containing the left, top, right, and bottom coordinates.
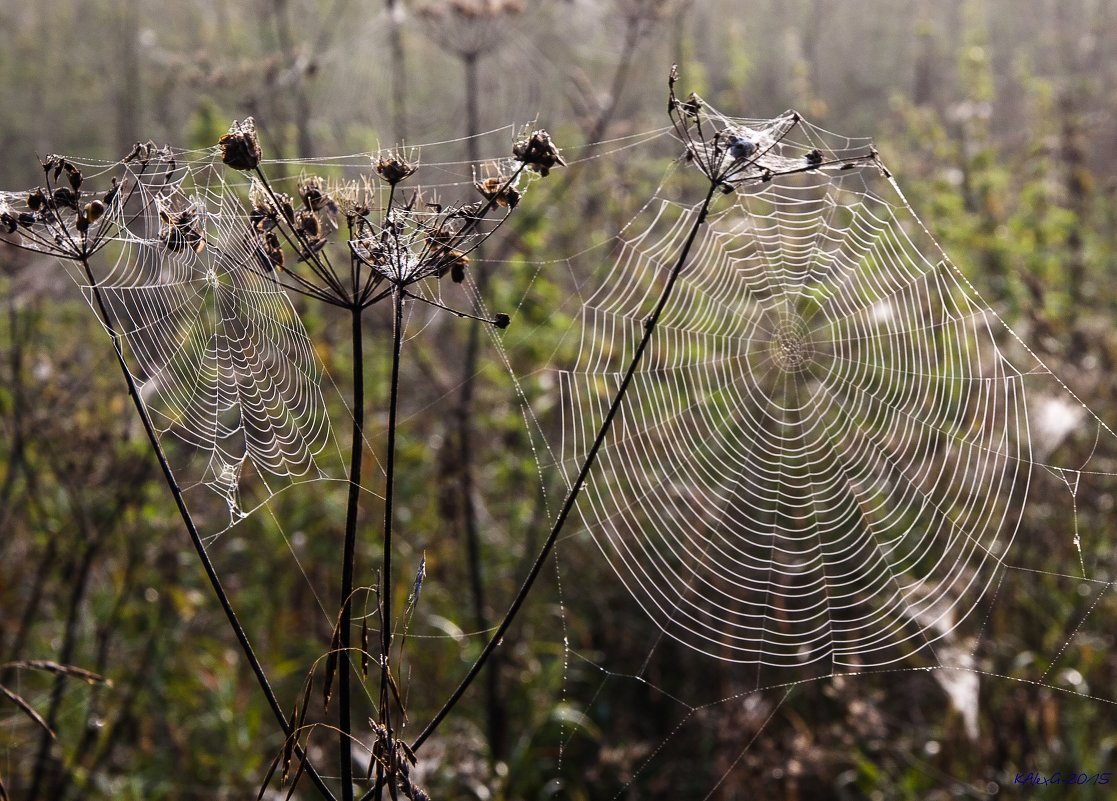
(257, 230, 285, 272)
(52, 186, 79, 211)
(512, 129, 566, 177)
(0, 199, 17, 234)
(375, 148, 419, 186)
(83, 199, 105, 225)
(298, 175, 329, 211)
(295, 209, 322, 241)
(418, 0, 524, 57)
(332, 178, 374, 224)
(473, 162, 522, 207)
(158, 199, 206, 254)
(218, 117, 262, 171)
(443, 0, 524, 18)
(124, 141, 171, 167)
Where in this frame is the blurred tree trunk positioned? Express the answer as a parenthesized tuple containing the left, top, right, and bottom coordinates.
(114, 0, 142, 158)
(387, 0, 407, 143)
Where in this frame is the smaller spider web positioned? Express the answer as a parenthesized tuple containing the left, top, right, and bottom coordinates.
(58, 152, 340, 526)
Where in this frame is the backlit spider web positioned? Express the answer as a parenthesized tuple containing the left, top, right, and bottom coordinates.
(542, 109, 1114, 684)
(5, 151, 341, 525)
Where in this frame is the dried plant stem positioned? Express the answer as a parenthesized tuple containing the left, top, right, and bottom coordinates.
(375, 286, 406, 799)
(412, 179, 721, 752)
(384, 297, 406, 710)
(338, 306, 366, 801)
(455, 44, 505, 763)
(80, 258, 337, 801)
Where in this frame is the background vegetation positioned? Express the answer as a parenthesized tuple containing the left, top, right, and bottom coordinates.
(2, 0, 1116, 798)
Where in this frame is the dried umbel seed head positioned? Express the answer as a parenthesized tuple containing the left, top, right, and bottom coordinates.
(258, 231, 285, 272)
(255, 193, 299, 230)
(474, 175, 521, 208)
(52, 186, 79, 210)
(1, 205, 17, 235)
(331, 178, 373, 223)
(375, 150, 418, 186)
(512, 129, 566, 177)
(427, 242, 470, 281)
(159, 206, 206, 254)
(64, 161, 82, 191)
(678, 92, 703, 119)
(298, 176, 329, 211)
(422, 0, 523, 21)
(218, 117, 262, 171)
(84, 200, 105, 225)
(295, 209, 322, 240)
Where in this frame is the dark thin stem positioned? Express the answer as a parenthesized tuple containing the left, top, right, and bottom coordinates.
(464, 53, 479, 169)
(338, 305, 365, 801)
(402, 290, 500, 325)
(386, 0, 407, 142)
(370, 286, 404, 801)
(79, 258, 337, 801)
(412, 179, 721, 753)
(455, 45, 504, 762)
(585, 5, 643, 147)
(0, 299, 28, 534)
(380, 285, 405, 746)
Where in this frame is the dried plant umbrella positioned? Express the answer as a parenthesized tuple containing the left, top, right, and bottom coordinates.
(548, 75, 1117, 697)
(0, 144, 340, 527)
(414, 0, 548, 133)
(417, 0, 524, 59)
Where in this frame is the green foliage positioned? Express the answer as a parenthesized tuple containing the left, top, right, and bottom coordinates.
(3, 1, 1117, 798)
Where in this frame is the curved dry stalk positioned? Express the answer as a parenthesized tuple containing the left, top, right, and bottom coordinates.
(410, 176, 721, 754)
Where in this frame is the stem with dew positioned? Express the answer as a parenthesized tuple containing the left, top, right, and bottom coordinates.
(410, 179, 721, 753)
(453, 49, 505, 760)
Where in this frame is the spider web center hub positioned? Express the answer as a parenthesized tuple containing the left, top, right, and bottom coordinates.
(770, 316, 813, 373)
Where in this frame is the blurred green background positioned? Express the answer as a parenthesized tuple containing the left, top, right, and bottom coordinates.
(2, 1, 1117, 798)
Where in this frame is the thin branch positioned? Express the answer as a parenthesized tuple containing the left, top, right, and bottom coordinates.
(337, 305, 366, 801)
(376, 286, 406, 796)
(411, 178, 722, 753)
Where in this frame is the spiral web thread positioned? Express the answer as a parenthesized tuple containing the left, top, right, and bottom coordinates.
(98, 155, 335, 523)
(548, 109, 1116, 685)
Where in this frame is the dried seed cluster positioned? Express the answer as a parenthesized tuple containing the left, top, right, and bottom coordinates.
(159, 201, 206, 254)
(1, 155, 125, 254)
(218, 117, 262, 171)
(512, 129, 566, 176)
(376, 149, 419, 186)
